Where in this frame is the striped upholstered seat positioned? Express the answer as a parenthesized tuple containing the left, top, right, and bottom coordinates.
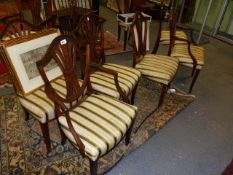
(58, 93, 137, 161)
(135, 54, 179, 85)
(18, 76, 70, 123)
(160, 30, 187, 44)
(171, 44, 204, 69)
(90, 63, 141, 99)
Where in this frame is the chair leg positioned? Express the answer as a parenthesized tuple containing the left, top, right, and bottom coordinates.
(152, 40, 160, 54)
(39, 122, 52, 153)
(117, 25, 121, 41)
(189, 69, 200, 93)
(125, 119, 135, 145)
(124, 30, 128, 50)
(131, 83, 139, 105)
(158, 84, 167, 108)
(128, 30, 131, 40)
(90, 159, 98, 175)
(191, 66, 196, 76)
(60, 127, 67, 145)
(23, 107, 30, 121)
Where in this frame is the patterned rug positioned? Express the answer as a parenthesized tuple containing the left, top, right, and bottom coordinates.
(0, 78, 195, 175)
(104, 31, 131, 56)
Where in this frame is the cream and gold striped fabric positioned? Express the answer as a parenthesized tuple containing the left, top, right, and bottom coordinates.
(135, 54, 179, 85)
(58, 93, 137, 161)
(171, 44, 204, 69)
(160, 30, 187, 44)
(18, 76, 72, 123)
(90, 63, 141, 99)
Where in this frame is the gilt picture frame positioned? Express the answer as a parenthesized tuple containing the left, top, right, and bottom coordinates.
(0, 28, 62, 96)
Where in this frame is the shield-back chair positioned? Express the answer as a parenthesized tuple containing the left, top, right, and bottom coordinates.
(152, 0, 194, 54)
(168, 12, 205, 93)
(36, 35, 137, 175)
(75, 13, 141, 104)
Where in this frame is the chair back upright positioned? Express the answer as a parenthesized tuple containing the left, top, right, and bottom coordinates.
(168, 11, 177, 55)
(75, 13, 106, 64)
(131, 11, 150, 67)
(151, 0, 173, 54)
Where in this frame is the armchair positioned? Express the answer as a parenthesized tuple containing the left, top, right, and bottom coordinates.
(131, 11, 179, 108)
(36, 35, 137, 175)
(75, 13, 141, 104)
(168, 12, 205, 93)
(152, 0, 192, 54)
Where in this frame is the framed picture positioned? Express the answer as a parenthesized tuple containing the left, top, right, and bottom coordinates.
(0, 28, 62, 96)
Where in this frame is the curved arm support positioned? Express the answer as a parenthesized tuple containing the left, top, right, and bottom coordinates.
(91, 63, 130, 103)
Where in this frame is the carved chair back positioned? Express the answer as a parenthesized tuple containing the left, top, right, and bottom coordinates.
(48, 0, 93, 35)
(0, 19, 34, 39)
(0, 18, 56, 40)
(131, 11, 150, 67)
(37, 35, 92, 116)
(75, 13, 106, 64)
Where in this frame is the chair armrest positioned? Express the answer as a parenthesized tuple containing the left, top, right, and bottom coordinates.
(176, 23, 193, 31)
(174, 35, 190, 44)
(91, 62, 117, 76)
(173, 36, 197, 65)
(176, 24, 198, 44)
(174, 36, 197, 46)
(90, 63, 129, 103)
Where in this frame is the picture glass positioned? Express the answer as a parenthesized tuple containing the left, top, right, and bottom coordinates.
(4, 30, 62, 95)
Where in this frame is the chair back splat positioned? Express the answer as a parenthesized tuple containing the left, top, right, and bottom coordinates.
(152, 0, 167, 54)
(131, 11, 150, 67)
(75, 13, 106, 64)
(37, 35, 92, 113)
(168, 11, 177, 56)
